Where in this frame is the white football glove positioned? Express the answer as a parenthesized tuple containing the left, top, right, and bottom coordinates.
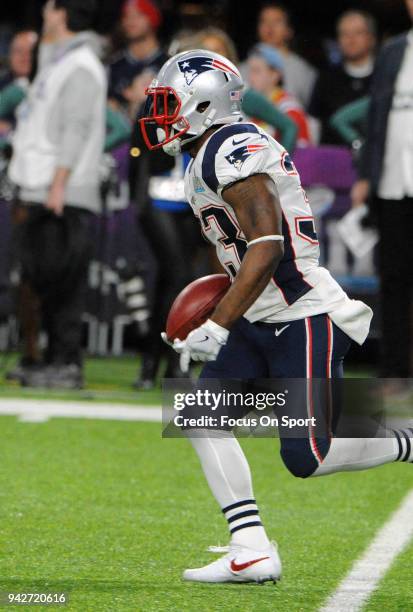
(161, 332, 185, 352)
(161, 319, 229, 373)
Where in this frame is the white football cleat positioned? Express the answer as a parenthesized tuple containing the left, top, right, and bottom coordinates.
(183, 542, 282, 584)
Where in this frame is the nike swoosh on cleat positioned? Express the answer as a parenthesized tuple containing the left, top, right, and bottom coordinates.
(195, 336, 209, 343)
(232, 136, 249, 146)
(230, 556, 270, 572)
(274, 324, 290, 337)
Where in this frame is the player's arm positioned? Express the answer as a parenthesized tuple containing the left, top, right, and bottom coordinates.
(211, 173, 284, 329)
(167, 172, 284, 372)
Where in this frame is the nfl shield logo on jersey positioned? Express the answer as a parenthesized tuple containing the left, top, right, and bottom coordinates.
(178, 56, 239, 86)
(193, 177, 205, 193)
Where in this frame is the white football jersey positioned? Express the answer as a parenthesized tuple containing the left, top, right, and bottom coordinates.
(184, 122, 372, 343)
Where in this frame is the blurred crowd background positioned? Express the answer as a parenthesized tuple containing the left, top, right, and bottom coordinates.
(0, 0, 412, 391)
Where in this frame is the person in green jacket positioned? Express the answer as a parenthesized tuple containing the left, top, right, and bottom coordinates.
(329, 96, 370, 152)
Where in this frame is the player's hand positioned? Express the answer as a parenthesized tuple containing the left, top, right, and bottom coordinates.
(178, 319, 229, 373)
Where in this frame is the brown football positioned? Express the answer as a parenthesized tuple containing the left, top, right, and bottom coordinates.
(166, 274, 231, 341)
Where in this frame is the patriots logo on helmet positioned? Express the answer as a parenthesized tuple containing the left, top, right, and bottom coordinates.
(225, 143, 267, 171)
(177, 56, 239, 86)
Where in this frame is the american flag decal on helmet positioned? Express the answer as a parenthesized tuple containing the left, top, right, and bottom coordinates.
(230, 90, 242, 101)
(177, 56, 239, 86)
(225, 142, 267, 171)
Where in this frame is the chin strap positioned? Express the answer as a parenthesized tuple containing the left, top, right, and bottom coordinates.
(159, 126, 202, 156)
(247, 235, 284, 247)
(162, 139, 182, 156)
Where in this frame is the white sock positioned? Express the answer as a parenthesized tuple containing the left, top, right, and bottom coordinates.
(312, 436, 399, 477)
(187, 431, 271, 551)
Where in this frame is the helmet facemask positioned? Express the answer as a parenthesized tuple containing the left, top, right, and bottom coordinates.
(139, 86, 191, 156)
(140, 87, 218, 156)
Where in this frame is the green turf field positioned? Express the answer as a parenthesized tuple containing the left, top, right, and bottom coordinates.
(0, 355, 163, 405)
(0, 353, 375, 405)
(0, 415, 412, 611)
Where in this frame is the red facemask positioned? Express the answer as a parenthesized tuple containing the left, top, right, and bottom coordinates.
(139, 86, 190, 150)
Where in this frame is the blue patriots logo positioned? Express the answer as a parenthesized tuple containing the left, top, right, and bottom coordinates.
(177, 56, 239, 86)
(225, 142, 267, 171)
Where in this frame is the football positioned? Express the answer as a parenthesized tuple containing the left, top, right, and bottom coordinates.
(166, 274, 231, 341)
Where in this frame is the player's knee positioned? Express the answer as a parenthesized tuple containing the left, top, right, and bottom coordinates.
(280, 440, 319, 479)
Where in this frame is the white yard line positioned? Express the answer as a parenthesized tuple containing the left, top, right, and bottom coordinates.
(0, 398, 162, 423)
(320, 489, 413, 612)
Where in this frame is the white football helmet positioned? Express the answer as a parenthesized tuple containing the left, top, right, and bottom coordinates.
(139, 50, 244, 156)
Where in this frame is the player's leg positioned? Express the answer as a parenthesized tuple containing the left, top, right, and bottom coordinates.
(305, 316, 413, 475)
(311, 432, 412, 476)
(269, 314, 412, 478)
(261, 314, 336, 477)
(183, 318, 281, 583)
(188, 430, 270, 549)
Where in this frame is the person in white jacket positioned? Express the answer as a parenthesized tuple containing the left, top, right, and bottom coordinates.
(9, 0, 106, 389)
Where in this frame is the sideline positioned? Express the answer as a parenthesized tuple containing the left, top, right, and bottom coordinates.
(0, 398, 162, 423)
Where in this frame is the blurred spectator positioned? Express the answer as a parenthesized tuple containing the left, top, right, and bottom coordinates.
(247, 43, 311, 147)
(1, 32, 129, 384)
(8, 0, 106, 389)
(108, 0, 167, 115)
(109, 0, 195, 388)
(0, 30, 38, 90)
(329, 96, 370, 159)
(309, 10, 377, 145)
(0, 85, 130, 160)
(196, 27, 239, 64)
(0, 31, 38, 133)
(0, 32, 38, 382)
(0, 61, 131, 154)
(352, 0, 413, 383)
(130, 134, 199, 388)
(168, 29, 199, 57)
(196, 27, 298, 152)
(256, 1, 317, 109)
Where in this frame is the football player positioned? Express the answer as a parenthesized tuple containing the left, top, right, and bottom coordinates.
(140, 50, 413, 584)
